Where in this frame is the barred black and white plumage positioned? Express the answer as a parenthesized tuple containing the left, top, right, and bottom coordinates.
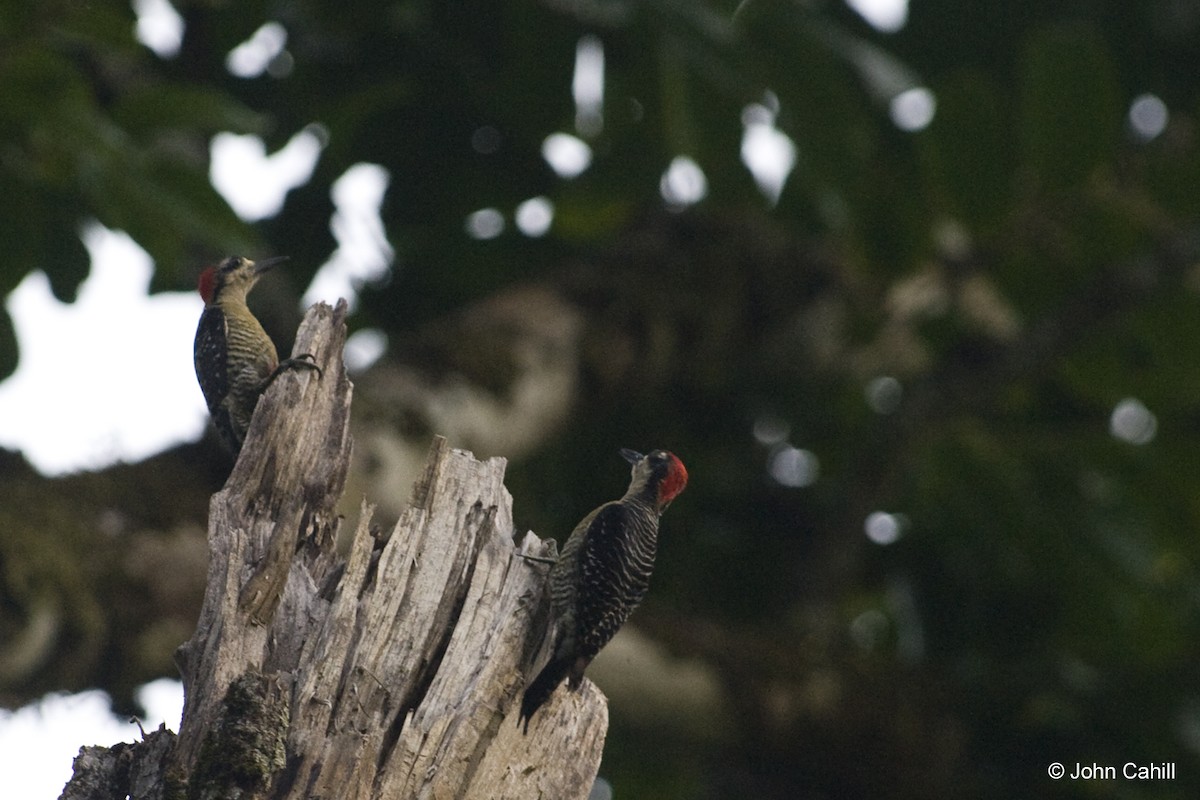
(519, 448, 688, 733)
(193, 256, 319, 454)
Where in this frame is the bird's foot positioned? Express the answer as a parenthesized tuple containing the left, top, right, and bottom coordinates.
(263, 353, 323, 391)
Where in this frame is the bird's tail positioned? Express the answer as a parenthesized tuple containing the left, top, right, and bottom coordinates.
(518, 657, 571, 734)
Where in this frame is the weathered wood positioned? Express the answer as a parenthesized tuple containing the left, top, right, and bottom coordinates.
(61, 726, 177, 800)
(172, 300, 353, 775)
(62, 300, 607, 800)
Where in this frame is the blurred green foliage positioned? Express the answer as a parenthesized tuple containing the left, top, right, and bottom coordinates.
(4, 0, 1200, 797)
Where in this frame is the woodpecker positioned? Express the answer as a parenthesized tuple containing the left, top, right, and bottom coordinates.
(193, 255, 320, 454)
(519, 448, 688, 732)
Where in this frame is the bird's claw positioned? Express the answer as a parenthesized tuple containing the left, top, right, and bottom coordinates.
(262, 354, 323, 392)
(282, 354, 323, 380)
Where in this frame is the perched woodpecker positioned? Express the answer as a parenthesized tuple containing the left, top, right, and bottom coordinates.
(193, 255, 320, 454)
(519, 448, 688, 732)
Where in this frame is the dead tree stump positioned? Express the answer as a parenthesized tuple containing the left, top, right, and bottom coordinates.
(61, 301, 607, 800)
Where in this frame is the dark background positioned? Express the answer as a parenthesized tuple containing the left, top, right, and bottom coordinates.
(2, 1, 1200, 798)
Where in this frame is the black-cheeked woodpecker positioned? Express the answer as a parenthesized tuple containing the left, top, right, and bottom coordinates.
(193, 255, 320, 454)
(519, 448, 688, 732)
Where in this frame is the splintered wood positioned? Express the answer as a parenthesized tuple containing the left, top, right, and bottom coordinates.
(65, 301, 606, 800)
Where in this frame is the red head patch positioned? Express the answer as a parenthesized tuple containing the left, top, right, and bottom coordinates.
(197, 266, 219, 305)
(658, 452, 688, 504)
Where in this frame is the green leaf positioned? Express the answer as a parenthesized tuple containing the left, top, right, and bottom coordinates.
(0, 308, 17, 382)
(113, 86, 268, 137)
(921, 71, 1013, 225)
(1018, 22, 1121, 189)
(42, 206, 91, 303)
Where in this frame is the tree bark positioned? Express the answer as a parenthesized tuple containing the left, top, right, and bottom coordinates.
(62, 300, 607, 800)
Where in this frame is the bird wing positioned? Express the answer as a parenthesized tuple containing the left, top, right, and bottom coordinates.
(575, 501, 651, 659)
(194, 308, 229, 412)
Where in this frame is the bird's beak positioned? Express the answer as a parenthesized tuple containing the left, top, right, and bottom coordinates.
(252, 255, 290, 275)
(619, 448, 644, 465)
